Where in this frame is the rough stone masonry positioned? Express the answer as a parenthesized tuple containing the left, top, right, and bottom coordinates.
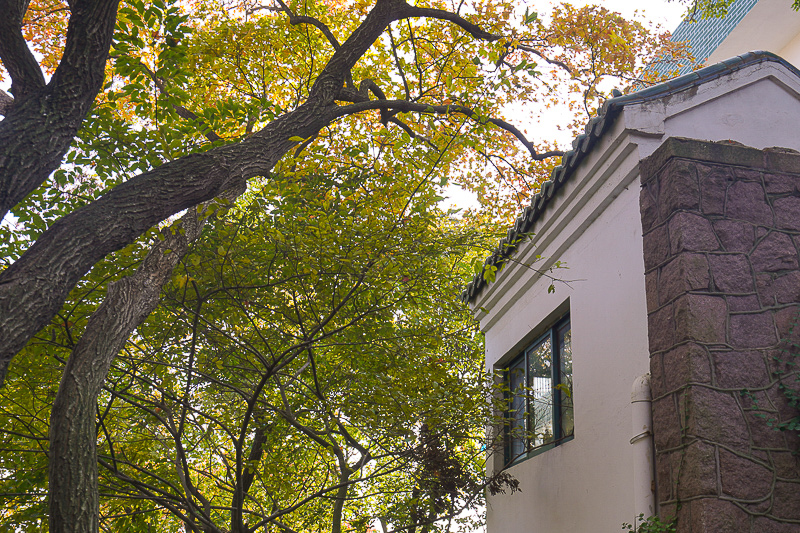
(640, 137, 800, 532)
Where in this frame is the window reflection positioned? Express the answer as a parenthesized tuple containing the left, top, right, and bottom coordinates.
(503, 314, 572, 464)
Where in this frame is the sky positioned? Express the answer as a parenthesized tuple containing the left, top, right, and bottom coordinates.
(572, 0, 687, 27)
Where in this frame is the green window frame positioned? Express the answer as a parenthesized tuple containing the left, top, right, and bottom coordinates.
(503, 314, 573, 464)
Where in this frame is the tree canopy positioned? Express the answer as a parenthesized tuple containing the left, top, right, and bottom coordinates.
(0, 0, 686, 530)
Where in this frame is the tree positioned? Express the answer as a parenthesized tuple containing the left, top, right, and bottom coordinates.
(0, 0, 681, 529)
(2, 168, 501, 532)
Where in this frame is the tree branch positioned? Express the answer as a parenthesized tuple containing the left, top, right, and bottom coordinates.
(274, 0, 341, 50)
(0, 0, 121, 221)
(333, 99, 563, 160)
(0, 0, 46, 100)
(399, 4, 501, 42)
(48, 183, 244, 532)
(0, 89, 14, 116)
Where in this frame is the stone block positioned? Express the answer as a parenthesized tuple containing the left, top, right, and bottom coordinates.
(698, 164, 731, 216)
(730, 312, 777, 349)
(659, 253, 710, 304)
(677, 441, 718, 497)
(751, 517, 800, 533)
(771, 451, 800, 480)
(687, 387, 749, 450)
(658, 159, 701, 219)
(708, 253, 754, 293)
(751, 232, 799, 273)
(765, 149, 800, 174)
(673, 294, 727, 344)
(714, 219, 756, 253)
(757, 273, 778, 307)
(662, 343, 712, 390)
(688, 498, 751, 533)
(648, 303, 675, 353)
(764, 172, 798, 195)
(658, 503, 677, 523)
(652, 395, 682, 450)
(719, 449, 774, 500)
(772, 481, 800, 520)
(772, 272, 800, 305)
(767, 347, 799, 378)
(775, 385, 800, 426)
(643, 224, 671, 271)
(646, 270, 659, 311)
(745, 405, 789, 449)
(640, 185, 660, 232)
(774, 196, 800, 232)
(732, 167, 764, 183)
(650, 352, 667, 398)
(656, 452, 674, 502)
(712, 350, 770, 389)
(757, 272, 800, 308)
(774, 306, 800, 346)
(726, 180, 774, 226)
(728, 295, 761, 312)
(669, 212, 720, 254)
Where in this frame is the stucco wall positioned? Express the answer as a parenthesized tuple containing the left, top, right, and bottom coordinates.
(482, 168, 652, 532)
(640, 137, 800, 532)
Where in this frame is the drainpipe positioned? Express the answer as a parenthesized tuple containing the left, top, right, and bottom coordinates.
(631, 373, 655, 520)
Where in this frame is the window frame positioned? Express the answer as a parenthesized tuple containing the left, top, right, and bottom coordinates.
(502, 313, 573, 465)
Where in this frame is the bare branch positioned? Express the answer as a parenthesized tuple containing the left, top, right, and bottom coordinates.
(274, 0, 341, 50)
(0, 0, 121, 221)
(400, 4, 501, 41)
(139, 61, 223, 143)
(517, 45, 574, 74)
(334, 99, 564, 160)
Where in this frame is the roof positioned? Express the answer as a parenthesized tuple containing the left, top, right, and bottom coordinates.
(461, 51, 797, 304)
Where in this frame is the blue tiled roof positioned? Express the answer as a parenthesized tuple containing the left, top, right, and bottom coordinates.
(462, 52, 797, 304)
(651, 0, 758, 76)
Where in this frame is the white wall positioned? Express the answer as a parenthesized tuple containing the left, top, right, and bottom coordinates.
(707, 0, 800, 67)
(482, 175, 651, 533)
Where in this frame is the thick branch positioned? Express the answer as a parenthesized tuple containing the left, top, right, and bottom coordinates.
(0, 90, 13, 116)
(0, 0, 410, 383)
(0, 0, 522, 385)
(0, 0, 121, 221)
(0, 0, 46, 99)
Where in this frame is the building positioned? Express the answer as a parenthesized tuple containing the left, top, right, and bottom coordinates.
(463, 47, 800, 533)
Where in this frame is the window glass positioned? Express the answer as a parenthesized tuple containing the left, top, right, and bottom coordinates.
(557, 321, 573, 439)
(503, 314, 572, 464)
(527, 337, 552, 447)
(508, 358, 527, 459)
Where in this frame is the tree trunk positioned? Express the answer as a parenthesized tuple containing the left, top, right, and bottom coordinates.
(47, 186, 240, 531)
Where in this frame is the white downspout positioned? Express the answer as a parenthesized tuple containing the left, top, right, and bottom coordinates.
(631, 373, 655, 520)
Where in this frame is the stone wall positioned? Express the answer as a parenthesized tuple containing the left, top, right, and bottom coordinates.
(639, 137, 800, 532)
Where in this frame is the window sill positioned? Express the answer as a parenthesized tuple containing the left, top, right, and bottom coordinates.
(505, 434, 575, 469)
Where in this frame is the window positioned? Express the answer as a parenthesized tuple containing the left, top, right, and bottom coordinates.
(503, 314, 573, 464)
